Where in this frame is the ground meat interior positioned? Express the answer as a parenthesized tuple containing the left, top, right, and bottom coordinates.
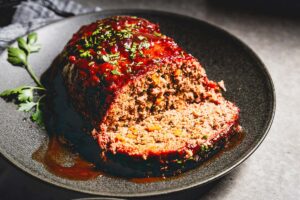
(105, 101, 238, 159)
(100, 60, 238, 159)
(105, 59, 214, 129)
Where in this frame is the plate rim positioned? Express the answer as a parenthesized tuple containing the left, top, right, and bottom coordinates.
(0, 9, 276, 197)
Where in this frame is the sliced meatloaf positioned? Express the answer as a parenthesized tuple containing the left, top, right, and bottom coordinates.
(60, 16, 240, 177)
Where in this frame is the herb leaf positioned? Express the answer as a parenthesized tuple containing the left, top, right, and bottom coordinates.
(18, 101, 36, 112)
(111, 69, 121, 75)
(27, 32, 38, 45)
(27, 33, 41, 53)
(31, 104, 44, 126)
(17, 32, 41, 54)
(153, 31, 162, 37)
(28, 43, 41, 53)
(0, 86, 36, 101)
(0, 86, 29, 97)
(102, 54, 110, 62)
(7, 47, 27, 66)
(80, 50, 92, 58)
(17, 38, 29, 54)
(17, 88, 33, 102)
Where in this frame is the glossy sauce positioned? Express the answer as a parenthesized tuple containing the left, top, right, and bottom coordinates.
(32, 128, 244, 182)
(32, 135, 102, 180)
(130, 176, 167, 183)
(33, 61, 104, 181)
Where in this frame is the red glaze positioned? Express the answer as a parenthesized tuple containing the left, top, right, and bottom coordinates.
(64, 16, 192, 91)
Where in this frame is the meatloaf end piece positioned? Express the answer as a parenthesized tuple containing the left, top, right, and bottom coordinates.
(60, 16, 240, 177)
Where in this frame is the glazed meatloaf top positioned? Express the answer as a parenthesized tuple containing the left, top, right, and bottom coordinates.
(63, 16, 189, 89)
(60, 16, 240, 169)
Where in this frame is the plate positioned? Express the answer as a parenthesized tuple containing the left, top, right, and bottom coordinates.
(0, 10, 275, 197)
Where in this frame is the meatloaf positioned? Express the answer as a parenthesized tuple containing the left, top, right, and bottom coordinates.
(60, 16, 240, 177)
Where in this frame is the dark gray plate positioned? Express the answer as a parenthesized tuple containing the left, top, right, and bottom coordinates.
(0, 10, 275, 197)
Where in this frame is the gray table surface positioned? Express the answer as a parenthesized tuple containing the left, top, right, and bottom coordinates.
(0, 0, 299, 199)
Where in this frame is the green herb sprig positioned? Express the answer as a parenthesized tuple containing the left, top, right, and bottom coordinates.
(0, 32, 46, 127)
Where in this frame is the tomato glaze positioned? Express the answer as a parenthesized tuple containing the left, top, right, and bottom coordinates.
(64, 16, 192, 91)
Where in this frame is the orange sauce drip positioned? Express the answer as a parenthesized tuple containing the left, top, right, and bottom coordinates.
(130, 176, 167, 183)
(32, 135, 102, 180)
(32, 132, 245, 182)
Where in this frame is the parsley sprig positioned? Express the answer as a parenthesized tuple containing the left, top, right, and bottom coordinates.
(0, 32, 46, 127)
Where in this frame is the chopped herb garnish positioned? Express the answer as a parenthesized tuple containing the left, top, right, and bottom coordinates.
(88, 61, 95, 66)
(84, 37, 91, 48)
(187, 156, 194, 161)
(119, 29, 133, 39)
(137, 35, 145, 40)
(176, 160, 183, 164)
(109, 52, 120, 59)
(202, 135, 208, 139)
(201, 144, 210, 152)
(139, 40, 150, 49)
(130, 42, 138, 59)
(136, 61, 143, 66)
(153, 31, 162, 37)
(102, 52, 120, 64)
(102, 54, 110, 62)
(138, 49, 145, 57)
(109, 41, 116, 46)
(80, 50, 92, 58)
(152, 58, 161, 63)
(111, 69, 121, 75)
(180, 51, 185, 57)
(109, 60, 118, 65)
(92, 29, 100, 36)
(126, 67, 132, 73)
(124, 42, 131, 50)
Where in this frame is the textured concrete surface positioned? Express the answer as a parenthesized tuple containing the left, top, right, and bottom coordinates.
(0, 0, 299, 199)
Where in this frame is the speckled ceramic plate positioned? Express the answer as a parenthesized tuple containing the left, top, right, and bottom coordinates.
(0, 10, 275, 197)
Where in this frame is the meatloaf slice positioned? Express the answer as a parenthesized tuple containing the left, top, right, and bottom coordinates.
(60, 16, 240, 177)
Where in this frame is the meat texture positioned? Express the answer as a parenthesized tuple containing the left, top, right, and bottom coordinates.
(60, 16, 240, 177)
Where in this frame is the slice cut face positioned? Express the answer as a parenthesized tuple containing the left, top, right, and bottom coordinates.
(104, 101, 239, 159)
(61, 16, 240, 177)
